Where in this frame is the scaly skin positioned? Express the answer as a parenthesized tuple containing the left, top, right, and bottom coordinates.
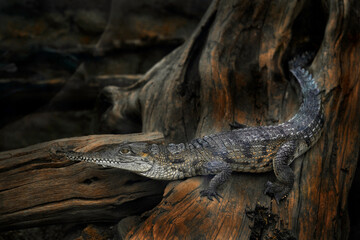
(63, 53, 324, 203)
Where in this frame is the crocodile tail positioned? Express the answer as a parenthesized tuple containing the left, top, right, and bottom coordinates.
(287, 52, 323, 141)
(288, 52, 314, 70)
(288, 52, 320, 98)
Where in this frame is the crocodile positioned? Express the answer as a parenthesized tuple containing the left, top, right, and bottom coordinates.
(62, 53, 324, 203)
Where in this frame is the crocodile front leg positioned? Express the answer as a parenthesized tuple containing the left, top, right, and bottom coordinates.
(200, 161, 232, 202)
(264, 140, 296, 203)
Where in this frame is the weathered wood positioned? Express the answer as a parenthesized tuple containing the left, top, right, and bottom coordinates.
(95, 0, 360, 239)
(1, 0, 359, 238)
(0, 132, 166, 230)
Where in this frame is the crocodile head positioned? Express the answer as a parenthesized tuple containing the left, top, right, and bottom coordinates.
(65, 142, 153, 173)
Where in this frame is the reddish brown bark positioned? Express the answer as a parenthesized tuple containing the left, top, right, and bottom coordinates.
(103, 0, 358, 239)
(1, 0, 359, 239)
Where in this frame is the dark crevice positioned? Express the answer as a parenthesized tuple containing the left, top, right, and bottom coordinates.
(123, 178, 154, 186)
(94, 86, 143, 134)
(246, 203, 296, 240)
(282, 0, 328, 75)
(178, 10, 217, 141)
(348, 151, 360, 240)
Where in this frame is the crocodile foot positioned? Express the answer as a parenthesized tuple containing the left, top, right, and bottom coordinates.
(264, 181, 291, 204)
(200, 189, 223, 202)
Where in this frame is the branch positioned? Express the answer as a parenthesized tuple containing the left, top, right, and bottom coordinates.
(0, 132, 165, 230)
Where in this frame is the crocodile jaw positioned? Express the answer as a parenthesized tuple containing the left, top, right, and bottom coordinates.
(66, 152, 153, 173)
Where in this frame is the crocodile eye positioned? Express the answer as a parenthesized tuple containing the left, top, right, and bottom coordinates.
(119, 148, 131, 154)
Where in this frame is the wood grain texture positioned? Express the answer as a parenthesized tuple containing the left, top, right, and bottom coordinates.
(0, 132, 166, 230)
(1, 0, 359, 238)
(96, 0, 359, 239)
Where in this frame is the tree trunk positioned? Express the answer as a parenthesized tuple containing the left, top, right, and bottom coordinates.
(1, 0, 359, 239)
(100, 0, 360, 239)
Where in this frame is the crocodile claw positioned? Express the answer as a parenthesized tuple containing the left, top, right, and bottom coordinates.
(264, 181, 290, 204)
(200, 189, 223, 202)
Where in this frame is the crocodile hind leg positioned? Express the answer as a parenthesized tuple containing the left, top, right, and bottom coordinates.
(264, 140, 296, 203)
(200, 161, 232, 202)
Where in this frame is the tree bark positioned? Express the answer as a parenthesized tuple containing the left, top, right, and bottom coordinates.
(0, 132, 166, 230)
(99, 0, 359, 239)
(1, 0, 359, 239)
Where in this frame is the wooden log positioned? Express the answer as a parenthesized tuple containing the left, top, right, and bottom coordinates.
(96, 0, 360, 239)
(2, 0, 359, 239)
(0, 132, 166, 230)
